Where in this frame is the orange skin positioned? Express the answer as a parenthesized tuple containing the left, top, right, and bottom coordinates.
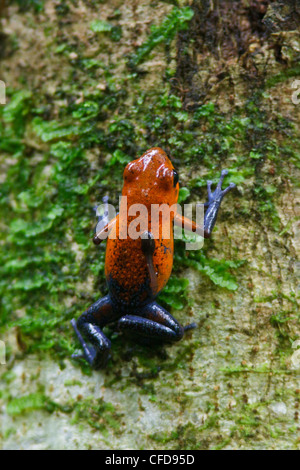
(103, 147, 179, 308)
(71, 147, 235, 368)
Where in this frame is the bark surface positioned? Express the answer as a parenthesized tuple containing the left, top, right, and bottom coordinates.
(0, 0, 299, 450)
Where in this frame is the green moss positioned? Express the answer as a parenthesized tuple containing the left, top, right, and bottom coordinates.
(90, 20, 113, 33)
(5, 390, 122, 435)
(220, 365, 294, 375)
(128, 6, 194, 67)
(1, 370, 17, 384)
(265, 64, 300, 88)
(7, 393, 49, 416)
(0, 0, 299, 451)
(150, 430, 179, 444)
(70, 397, 123, 434)
(13, 0, 45, 13)
(150, 417, 221, 450)
(158, 277, 189, 310)
(0, 62, 297, 363)
(0, 0, 298, 410)
(90, 20, 123, 42)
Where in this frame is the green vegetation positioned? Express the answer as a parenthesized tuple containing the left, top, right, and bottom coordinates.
(13, 0, 45, 13)
(0, 0, 299, 450)
(128, 7, 194, 67)
(5, 391, 121, 434)
(0, 81, 255, 360)
(0, 26, 299, 360)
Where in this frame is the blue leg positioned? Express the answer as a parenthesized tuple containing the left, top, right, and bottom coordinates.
(117, 301, 196, 344)
(71, 295, 118, 369)
(204, 170, 235, 237)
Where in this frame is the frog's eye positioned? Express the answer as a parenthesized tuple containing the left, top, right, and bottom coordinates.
(173, 170, 179, 187)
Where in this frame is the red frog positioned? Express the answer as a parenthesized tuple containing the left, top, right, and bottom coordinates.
(71, 148, 235, 368)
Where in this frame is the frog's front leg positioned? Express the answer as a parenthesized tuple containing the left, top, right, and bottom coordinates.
(175, 169, 235, 238)
(93, 195, 118, 245)
(117, 302, 196, 344)
(203, 169, 235, 237)
(71, 295, 119, 369)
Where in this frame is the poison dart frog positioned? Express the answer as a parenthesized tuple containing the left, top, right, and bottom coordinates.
(71, 147, 235, 368)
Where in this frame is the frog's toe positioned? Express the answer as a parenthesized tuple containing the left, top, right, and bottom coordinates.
(71, 352, 85, 360)
(221, 181, 236, 196)
(207, 170, 235, 203)
(207, 180, 213, 198)
(92, 349, 111, 370)
(216, 169, 229, 192)
(184, 322, 197, 332)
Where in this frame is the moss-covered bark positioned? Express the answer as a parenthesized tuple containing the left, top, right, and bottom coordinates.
(0, 0, 299, 450)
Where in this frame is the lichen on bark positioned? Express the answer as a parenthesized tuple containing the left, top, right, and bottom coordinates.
(0, 0, 299, 450)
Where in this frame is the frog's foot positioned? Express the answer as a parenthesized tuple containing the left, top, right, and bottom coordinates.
(206, 170, 236, 205)
(71, 318, 111, 369)
(72, 350, 111, 370)
(184, 322, 197, 332)
(204, 170, 235, 237)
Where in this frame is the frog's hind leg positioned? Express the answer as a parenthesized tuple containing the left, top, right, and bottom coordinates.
(117, 301, 196, 344)
(71, 295, 118, 369)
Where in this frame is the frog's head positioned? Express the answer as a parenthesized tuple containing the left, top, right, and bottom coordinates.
(122, 147, 179, 207)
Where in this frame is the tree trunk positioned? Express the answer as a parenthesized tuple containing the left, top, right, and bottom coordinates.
(0, 0, 299, 450)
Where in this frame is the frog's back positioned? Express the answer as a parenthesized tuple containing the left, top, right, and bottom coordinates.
(104, 147, 179, 311)
(105, 215, 173, 311)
